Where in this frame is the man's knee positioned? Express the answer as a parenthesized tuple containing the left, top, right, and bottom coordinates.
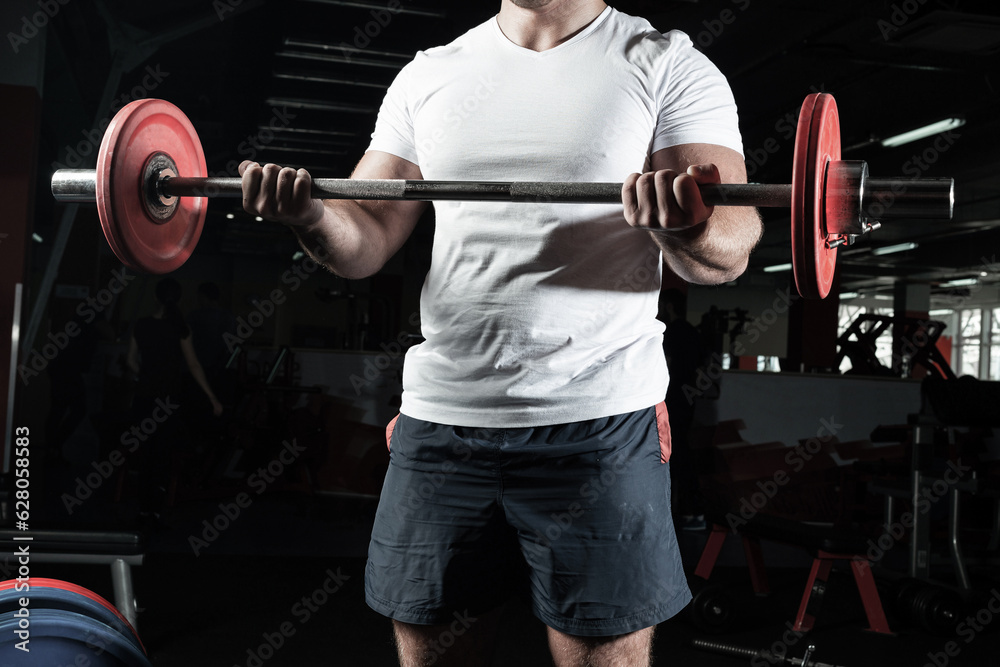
(392, 610, 500, 667)
(394, 620, 449, 666)
(547, 625, 654, 667)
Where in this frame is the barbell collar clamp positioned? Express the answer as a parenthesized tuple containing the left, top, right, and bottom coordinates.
(824, 160, 954, 237)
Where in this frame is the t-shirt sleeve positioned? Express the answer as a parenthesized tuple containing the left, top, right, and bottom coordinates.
(366, 60, 420, 165)
(651, 30, 744, 157)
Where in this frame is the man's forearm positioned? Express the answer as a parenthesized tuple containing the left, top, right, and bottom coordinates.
(290, 200, 397, 280)
(240, 152, 425, 278)
(652, 206, 762, 285)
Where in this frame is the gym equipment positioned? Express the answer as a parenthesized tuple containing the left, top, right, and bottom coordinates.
(688, 575, 736, 633)
(0, 609, 152, 666)
(836, 314, 955, 379)
(0, 578, 143, 652)
(892, 578, 963, 636)
(693, 516, 893, 635)
(691, 638, 848, 667)
(0, 528, 144, 630)
(50, 94, 954, 296)
(0, 578, 151, 666)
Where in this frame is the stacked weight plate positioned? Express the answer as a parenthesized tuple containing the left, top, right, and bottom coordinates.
(0, 578, 151, 666)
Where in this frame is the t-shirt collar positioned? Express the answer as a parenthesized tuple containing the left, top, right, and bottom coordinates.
(491, 5, 613, 56)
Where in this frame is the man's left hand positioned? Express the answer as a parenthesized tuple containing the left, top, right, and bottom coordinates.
(621, 163, 721, 232)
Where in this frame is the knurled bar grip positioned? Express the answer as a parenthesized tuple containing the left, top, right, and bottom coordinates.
(50, 169, 792, 207)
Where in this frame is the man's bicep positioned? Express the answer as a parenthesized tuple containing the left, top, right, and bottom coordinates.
(352, 149, 423, 181)
(649, 143, 747, 184)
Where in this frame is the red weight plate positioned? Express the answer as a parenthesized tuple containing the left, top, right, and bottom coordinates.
(0, 578, 143, 649)
(96, 99, 207, 274)
(791, 93, 840, 299)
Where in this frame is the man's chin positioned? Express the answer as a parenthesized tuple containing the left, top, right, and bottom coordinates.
(508, 0, 556, 9)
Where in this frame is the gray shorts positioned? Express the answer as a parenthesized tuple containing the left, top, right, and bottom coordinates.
(364, 403, 691, 637)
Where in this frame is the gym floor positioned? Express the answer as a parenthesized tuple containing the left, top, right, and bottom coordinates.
(33, 479, 1000, 667)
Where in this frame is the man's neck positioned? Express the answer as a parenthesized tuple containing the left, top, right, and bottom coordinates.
(496, 0, 608, 52)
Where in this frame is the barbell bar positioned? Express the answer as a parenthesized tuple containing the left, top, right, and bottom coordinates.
(51, 171, 950, 216)
(52, 170, 791, 207)
(49, 94, 955, 297)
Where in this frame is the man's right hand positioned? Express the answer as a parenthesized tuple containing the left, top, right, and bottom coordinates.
(239, 161, 326, 227)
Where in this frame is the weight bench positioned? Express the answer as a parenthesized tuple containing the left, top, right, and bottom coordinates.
(694, 511, 891, 634)
(0, 529, 143, 630)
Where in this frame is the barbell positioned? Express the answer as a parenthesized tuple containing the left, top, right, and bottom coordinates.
(50, 93, 955, 298)
(891, 577, 963, 636)
(690, 638, 847, 667)
(687, 576, 736, 633)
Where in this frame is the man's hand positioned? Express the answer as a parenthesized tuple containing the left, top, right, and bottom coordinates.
(239, 161, 326, 227)
(621, 163, 721, 233)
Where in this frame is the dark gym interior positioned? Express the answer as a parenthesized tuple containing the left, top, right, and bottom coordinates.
(2, 0, 1000, 665)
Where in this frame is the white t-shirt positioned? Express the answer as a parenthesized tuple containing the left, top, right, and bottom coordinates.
(368, 6, 743, 428)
